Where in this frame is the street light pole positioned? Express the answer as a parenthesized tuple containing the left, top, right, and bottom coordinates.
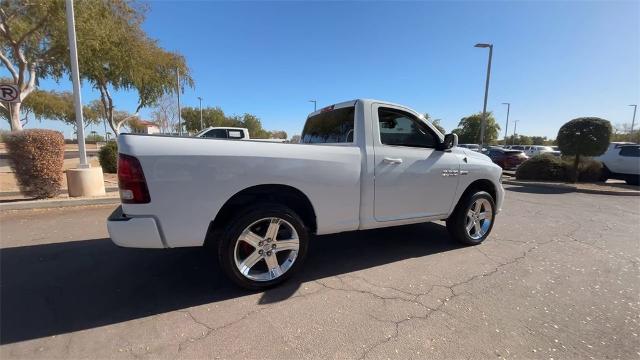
(198, 96, 203, 130)
(475, 43, 493, 148)
(65, 0, 89, 168)
(513, 120, 519, 145)
(309, 100, 317, 112)
(630, 104, 637, 134)
(502, 102, 510, 145)
(176, 68, 182, 135)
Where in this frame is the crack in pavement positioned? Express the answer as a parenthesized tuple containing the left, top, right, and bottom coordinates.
(355, 236, 561, 359)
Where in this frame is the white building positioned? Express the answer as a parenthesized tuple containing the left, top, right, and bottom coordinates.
(130, 120, 160, 135)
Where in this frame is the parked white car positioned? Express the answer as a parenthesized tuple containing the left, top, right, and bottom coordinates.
(524, 145, 561, 157)
(595, 143, 639, 185)
(195, 127, 286, 142)
(107, 99, 504, 288)
(458, 143, 481, 152)
(195, 127, 250, 139)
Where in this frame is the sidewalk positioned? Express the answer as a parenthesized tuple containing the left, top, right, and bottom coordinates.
(0, 171, 121, 210)
(502, 177, 640, 196)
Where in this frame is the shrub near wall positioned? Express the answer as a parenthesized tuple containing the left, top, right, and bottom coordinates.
(5, 129, 65, 198)
(98, 141, 118, 173)
(516, 154, 603, 182)
(515, 154, 567, 181)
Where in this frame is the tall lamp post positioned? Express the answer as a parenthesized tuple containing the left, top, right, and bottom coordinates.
(65, 0, 88, 168)
(629, 104, 637, 134)
(176, 68, 182, 135)
(197, 96, 204, 130)
(64, 0, 105, 197)
(512, 120, 520, 145)
(474, 43, 493, 148)
(502, 102, 510, 145)
(309, 100, 317, 112)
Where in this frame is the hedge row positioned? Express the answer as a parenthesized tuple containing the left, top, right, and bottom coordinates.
(515, 154, 603, 182)
(98, 141, 118, 173)
(5, 129, 65, 198)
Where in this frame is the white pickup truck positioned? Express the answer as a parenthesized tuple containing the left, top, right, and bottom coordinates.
(108, 99, 504, 289)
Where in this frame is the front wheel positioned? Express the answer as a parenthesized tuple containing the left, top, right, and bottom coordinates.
(446, 191, 496, 245)
(217, 203, 309, 290)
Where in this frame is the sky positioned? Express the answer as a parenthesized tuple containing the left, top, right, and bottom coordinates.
(2, 0, 639, 139)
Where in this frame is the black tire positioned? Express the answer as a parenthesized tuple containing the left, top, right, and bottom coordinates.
(217, 203, 309, 290)
(599, 165, 611, 182)
(625, 175, 640, 186)
(446, 191, 496, 246)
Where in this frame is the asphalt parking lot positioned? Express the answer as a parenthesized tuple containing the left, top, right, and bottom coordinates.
(1, 184, 639, 359)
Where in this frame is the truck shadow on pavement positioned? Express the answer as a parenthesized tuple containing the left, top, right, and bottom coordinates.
(0, 221, 459, 345)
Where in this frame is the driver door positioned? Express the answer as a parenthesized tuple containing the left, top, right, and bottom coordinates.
(373, 105, 460, 221)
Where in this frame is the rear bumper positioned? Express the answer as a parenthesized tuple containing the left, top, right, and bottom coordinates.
(107, 206, 165, 248)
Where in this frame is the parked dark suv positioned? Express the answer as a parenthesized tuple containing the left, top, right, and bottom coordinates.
(486, 148, 529, 170)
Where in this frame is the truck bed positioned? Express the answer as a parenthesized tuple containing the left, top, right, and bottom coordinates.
(118, 134, 362, 247)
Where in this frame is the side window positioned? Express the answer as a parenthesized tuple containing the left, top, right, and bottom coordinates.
(301, 106, 355, 144)
(619, 146, 640, 157)
(203, 129, 228, 138)
(378, 108, 438, 148)
(228, 130, 245, 139)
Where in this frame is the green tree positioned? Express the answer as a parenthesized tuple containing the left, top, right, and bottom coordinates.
(86, 131, 104, 142)
(452, 112, 500, 144)
(269, 130, 287, 139)
(0, 1, 67, 130)
(556, 117, 611, 182)
(2, 89, 100, 134)
(0, 0, 193, 135)
(423, 113, 446, 134)
(72, 1, 193, 136)
(181, 106, 227, 133)
(503, 134, 532, 145)
(530, 136, 548, 145)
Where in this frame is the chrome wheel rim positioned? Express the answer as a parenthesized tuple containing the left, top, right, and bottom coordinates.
(465, 198, 493, 240)
(233, 217, 300, 282)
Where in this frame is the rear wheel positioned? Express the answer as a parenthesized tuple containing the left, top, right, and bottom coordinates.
(446, 191, 496, 245)
(217, 203, 309, 290)
(625, 175, 640, 186)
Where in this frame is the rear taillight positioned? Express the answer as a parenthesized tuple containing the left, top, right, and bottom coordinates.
(118, 154, 150, 204)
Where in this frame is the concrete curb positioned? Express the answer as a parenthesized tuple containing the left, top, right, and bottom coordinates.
(503, 179, 640, 196)
(0, 196, 120, 211)
(0, 187, 119, 197)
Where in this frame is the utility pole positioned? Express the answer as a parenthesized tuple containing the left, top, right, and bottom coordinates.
(513, 120, 519, 145)
(65, 0, 88, 168)
(502, 102, 510, 145)
(198, 96, 203, 130)
(629, 104, 637, 134)
(475, 43, 493, 148)
(176, 68, 182, 135)
(309, 100, 317, 112)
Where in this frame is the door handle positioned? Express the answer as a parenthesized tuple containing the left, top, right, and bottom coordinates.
(383, 157, 403, 164)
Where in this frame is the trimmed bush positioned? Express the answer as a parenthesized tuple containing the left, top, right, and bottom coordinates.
(98, 141, 118, 173)
(516, 154, 567, 181)
(557, 117, 611, 182)
(575, 157, 603, 182)
(5, 129, 65, 198)
(516, 154, 603, 182)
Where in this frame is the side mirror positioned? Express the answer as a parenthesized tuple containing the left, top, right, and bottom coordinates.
(439, 133, 458, 150)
